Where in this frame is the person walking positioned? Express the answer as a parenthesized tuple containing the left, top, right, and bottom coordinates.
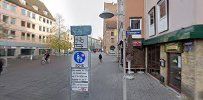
(99, 53, 103, 63)
(0, 58, 5, 87)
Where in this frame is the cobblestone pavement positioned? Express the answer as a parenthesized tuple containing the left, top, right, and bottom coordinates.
(0, 53, 180, 100)
(126, 73, 181, 100)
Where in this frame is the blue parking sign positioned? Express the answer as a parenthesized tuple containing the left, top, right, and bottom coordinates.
(74, 51, 86, 63)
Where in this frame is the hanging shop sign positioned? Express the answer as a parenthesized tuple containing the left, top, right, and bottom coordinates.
(132, 41, 142, 47)
(126, 30, 142, 39)
(165, 43, 183, 53)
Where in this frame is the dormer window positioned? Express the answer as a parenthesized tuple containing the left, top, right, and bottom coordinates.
(32, 5, 38, 11)
(20, 0, 26, 5)
(43, 11, 48, 15)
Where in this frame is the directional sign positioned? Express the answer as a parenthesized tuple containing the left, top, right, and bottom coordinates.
(74, 36, 88, 49)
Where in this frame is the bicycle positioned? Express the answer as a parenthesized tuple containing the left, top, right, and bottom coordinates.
(41, 57, 50, 65)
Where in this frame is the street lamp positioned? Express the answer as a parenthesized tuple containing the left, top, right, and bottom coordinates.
(99, 10, 128, 100)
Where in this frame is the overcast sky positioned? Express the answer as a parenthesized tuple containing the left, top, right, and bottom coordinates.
(41, 0, 117, 39)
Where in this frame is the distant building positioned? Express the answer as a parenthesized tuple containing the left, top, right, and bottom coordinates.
(103, 2, 118, 54)
(88, 36, 101, 51)
(0, 0, 55, 58)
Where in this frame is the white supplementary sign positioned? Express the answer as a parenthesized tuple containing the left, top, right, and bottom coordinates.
(74, 36, 88, 49)
(71, 51, 89, 92)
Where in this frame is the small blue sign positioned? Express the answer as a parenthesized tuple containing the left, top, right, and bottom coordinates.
(71, 25, 92, 36)
(74, 51, 86, 63)
(126, 30, 141, 36)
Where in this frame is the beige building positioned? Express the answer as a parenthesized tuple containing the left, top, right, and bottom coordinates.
(143, 0, 203, 99)
(103, 2, 118, 54)
(0, 0, 55, 58)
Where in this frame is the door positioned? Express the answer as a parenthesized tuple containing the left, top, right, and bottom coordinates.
(168, 53, 181, 92)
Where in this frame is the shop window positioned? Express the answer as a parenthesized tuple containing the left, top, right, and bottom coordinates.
(21, 21, 26, 27)
(148, 7, 156, 36)
(157, 0, 169, 33)
(10, 18, 16, 25)
(21, 32, 25, 40)
(7, 49, 15, 56)
(27, 22, 31, 28)
(21, 49, 32, 55)
(130, 18, 142, 30)
(21, 9, 26, 15)
(0, 49, 6, 57)
(3, 15, 9, 23)
(32, 24, 35, 29)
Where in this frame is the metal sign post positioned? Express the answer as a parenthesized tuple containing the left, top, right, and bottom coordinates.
(70, 25, 91, 100)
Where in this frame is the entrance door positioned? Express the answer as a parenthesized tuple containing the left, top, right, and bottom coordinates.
(168, 53, 181, 92)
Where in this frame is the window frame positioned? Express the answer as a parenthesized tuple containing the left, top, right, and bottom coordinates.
(148, 6, 156, 37)
(130, 17, 142, 31)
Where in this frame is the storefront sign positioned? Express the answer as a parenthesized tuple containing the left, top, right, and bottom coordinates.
(165, 43, 183, 53)
(132, 41, 142, 46)
(184, 41, 194, 52)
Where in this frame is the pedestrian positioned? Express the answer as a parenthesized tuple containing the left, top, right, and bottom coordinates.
(99, 53, 103, 63)
(0, 58, 4, 75)
(0, 58, 5, 87)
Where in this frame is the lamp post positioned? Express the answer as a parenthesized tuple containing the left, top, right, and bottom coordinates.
(99, 9, 127, 100)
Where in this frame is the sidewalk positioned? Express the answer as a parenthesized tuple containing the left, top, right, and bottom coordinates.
(126, 73, 180, 100)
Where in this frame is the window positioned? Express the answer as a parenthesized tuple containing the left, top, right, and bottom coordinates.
(3, 15, 9, 23)
(39, 26, 42, 31)
(157, 0, 169, 33)
(21, 9, 26, 15)
(10, 30, 15, 36)
(21, 21, 26, 27)
(43, 36, 45, 42)
(2, 2, 8, 10)
(47, 20, 49, 24)
(21, 32, 25, 40)
(43, 18, 46, 23)
(7, 49, 15, 56)
(111, 38, 114, 43)
(32, 24, 35, 29)
(20, 0, 26, 5)
(32, 34, 35, 41)
(160, 0, 166, 18)
(32, 5, 38, 11)
(27, 22, 31, 28)
(27, 11, 31, 17)
(39, 35, 42, 42)
(10, 18, 16, 25)
(27, 33, 30, 40)
(32, 13, 36, 19)
(50, 21, 52, 25)
(43, 11, 48, 15)
(111, 32, 114, 36)
(47, 28, 49, 32)
(130, 18, 142, 30)
(10, 5, 16, 12)
(148, 7, 156, 36)
(39, 16, 42, 21)
(43, 27, 45, 32)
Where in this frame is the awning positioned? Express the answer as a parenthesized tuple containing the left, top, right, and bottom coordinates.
(143, 25, 203, 45)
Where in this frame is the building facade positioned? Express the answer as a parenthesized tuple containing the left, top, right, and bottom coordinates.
(143, 0, 203, 99)
(0, 0, 55, 58)
(124, 0, 145, 71)
(88, 36, 102, 51)
(103, 2, 118, 54)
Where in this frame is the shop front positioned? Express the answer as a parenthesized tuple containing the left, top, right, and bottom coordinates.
(165, 43, 183, 93)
